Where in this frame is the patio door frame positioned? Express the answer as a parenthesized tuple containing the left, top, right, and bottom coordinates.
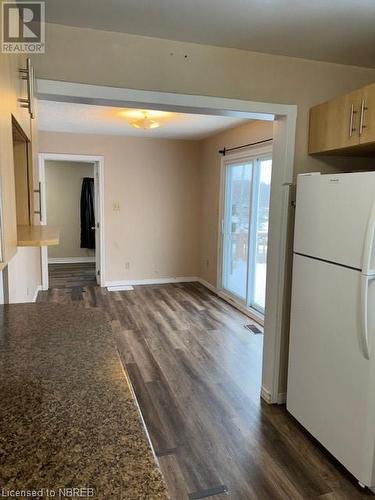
(219, 143, 273, 326)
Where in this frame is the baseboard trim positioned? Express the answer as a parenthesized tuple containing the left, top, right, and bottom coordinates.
(261, 386, 273, 404)
(197, 278, 264, 326)
(277, 392, 287, 404)
(48, 257, 96, 264)
(218, 290, 264, 326)
(261, 386, 286, 405)
(32, 285, 42, 303)
(196, 277, 218, 294)
(104, 276, 198, 287)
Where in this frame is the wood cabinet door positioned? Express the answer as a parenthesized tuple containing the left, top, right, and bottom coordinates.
(309, 89, 362, 154)
(0, 54, 20, 264)
(359, 83, 375, 145)
(14, 55, 31, 140)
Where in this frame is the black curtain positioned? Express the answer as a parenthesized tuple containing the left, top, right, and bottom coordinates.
(80, 177, 95, 249)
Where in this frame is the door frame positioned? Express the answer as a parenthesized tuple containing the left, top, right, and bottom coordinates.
(218, 144, 273, 325)
(36, 79, 297, 404)
(38, 153, 105, 289)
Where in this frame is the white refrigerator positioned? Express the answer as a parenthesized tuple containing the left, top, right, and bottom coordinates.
(287, 171, 375, 491)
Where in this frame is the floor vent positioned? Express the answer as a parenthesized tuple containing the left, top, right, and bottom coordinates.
(107, 285, 134, 292)
(244, 324, 262, 334)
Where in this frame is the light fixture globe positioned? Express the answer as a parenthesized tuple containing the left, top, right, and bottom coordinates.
(130, 111, 160, 129)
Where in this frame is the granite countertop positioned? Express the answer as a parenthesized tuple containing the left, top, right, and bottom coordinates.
(0, 303, 168, 499)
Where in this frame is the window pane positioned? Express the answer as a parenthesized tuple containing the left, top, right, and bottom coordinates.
(251, 158, 272, 311)
(223, 162, 252, 300)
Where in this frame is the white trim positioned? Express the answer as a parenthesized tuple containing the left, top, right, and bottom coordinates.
(262, 114, 297, 403)
(261, 386, 273, 404)
(40, 153, 105, 163)
(277, 392, 287, 405)
(37, 79, 291, 119)
(197, 277, 218, 294)
(36, 79, 297, 404)
(0, 270, 4, 305)
(105, 276, 198, 287)
(32, 285, 42, 303)
(260, 388, 286, 405)
(38, 153, 105, 289)
(221, 143, 273, 163)
(41, 247, 48, 291)
(218, 290, 265, 326)
(48, 257, 96, 264)
(217, 144, 273, 325)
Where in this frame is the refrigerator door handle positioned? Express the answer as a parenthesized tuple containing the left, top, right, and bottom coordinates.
(362, 199, 375, 274)
(360, 274, 375, 360)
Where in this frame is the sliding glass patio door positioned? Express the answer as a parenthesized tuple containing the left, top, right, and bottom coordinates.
(222, 153, 272, 314)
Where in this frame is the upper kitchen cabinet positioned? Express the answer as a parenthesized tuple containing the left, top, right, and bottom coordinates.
(0, 53, 34, 265)
(309, 82, 375, 155)
(14, 57, 35, 139)
(12, 118, 34, 226)
(309, 88, 363, 154)
(359, 82, 375, 146)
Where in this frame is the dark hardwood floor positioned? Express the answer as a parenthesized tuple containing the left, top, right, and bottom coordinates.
(37, 281, 372, 499)
(48, 262, 97, 288)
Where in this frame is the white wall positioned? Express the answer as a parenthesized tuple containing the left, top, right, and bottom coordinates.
(39, 133, 202, 283)
(0, 270, 4, 304)
(7, 247, 41, 303)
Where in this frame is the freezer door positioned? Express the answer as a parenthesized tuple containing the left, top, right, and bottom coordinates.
(294, 172, 375, 271)
(287, 254, 375, 486)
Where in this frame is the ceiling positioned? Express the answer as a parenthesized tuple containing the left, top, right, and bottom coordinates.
(38, 101, 248, 139)
(43, 0, 375, 68)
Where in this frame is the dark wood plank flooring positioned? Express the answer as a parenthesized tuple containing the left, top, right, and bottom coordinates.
(37, 282, 373, 499)
(48, 262, 97, 288)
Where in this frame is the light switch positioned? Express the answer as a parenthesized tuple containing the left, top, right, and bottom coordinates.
(112, 201, 120, 211)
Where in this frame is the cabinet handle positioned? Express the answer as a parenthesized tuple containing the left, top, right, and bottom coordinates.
(18, 58, 34, 119)
(349, 104, 357, 137)
(360, 99, 368, 136)
(33, 182, 42, 222)
(28, 58, 35, 119)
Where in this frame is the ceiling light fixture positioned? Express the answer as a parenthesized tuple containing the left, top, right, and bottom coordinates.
(129, 111, 160, 130)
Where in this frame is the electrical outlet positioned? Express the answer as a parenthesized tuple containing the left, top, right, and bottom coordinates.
(125, 262, 130, 270)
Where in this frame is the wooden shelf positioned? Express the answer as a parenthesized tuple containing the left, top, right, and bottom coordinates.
(17, 225, 60, 247)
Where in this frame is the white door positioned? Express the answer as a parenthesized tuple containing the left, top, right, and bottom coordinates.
(94, 163, 100, 285)
(287, 253, 375, 487)
(294, 172, 375, 271)
(221, 153, 272, 314)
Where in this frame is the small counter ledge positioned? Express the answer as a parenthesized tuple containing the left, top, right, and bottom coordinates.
(17, 224, 60, 247)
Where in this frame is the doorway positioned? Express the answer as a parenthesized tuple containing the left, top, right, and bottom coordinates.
(37, 79, 296, 403)
(39, 153, 104, 291)
(221, 145, 272, 321)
